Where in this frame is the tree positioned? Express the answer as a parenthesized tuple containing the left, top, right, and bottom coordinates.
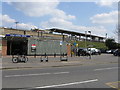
(105, 39, 117, 49)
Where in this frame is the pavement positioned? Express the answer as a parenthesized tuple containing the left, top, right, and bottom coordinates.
(0, 54, 118, 70)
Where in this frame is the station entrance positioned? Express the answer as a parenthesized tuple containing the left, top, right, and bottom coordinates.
(7, 37, 28, 55)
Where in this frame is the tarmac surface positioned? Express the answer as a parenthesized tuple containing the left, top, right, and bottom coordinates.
(1, 54, 118, 70)
(1, 54, 119, 89)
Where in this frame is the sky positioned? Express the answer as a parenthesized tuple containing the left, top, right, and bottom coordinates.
(0, 0, 118, 41)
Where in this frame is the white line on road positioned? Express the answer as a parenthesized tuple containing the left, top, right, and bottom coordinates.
(34, 79, 98, 88)
(94, 67, 118, 71)
(53, 72, 69, 75)
(5, 73, 51, 77)
(4, 72, 70, 77)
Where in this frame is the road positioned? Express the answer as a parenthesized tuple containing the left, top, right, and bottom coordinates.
(2, 54, 119, 89)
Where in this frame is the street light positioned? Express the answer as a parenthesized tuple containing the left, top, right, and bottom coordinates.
(60, 41, 63, 61)
(105, 33, 107, 40)
(88, 31, 91, 41)
(85, 31, 87, 48)
(15, 21, 19, 29)
(88, 31, 91, 59)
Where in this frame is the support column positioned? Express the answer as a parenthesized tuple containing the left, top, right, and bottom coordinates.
(79, 35, 81, 41)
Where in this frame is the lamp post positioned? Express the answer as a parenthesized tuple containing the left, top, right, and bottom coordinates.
(15, 21, 19, 29)
(88, 31, 91, 59)
(85, 31, 87, 48)
(105, 33, 107, 40)
(88, 31, 91, 41)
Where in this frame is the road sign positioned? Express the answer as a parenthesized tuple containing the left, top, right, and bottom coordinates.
(60, 41, 63, 46)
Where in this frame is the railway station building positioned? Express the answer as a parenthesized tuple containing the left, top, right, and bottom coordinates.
(0, 27, 105, 56)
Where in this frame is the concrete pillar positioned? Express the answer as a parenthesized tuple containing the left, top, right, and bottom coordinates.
(98, 38, 101, 42)
(79, 35, 81, 41)
(62, 35, 65, 41)
(92, 37, 95, 41)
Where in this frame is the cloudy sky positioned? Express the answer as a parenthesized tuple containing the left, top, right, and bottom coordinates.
(1, 0, 118, 39)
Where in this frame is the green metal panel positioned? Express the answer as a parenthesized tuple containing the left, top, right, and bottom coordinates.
(27, 39, 67, 55)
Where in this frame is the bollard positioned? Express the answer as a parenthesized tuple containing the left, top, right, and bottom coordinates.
(45, 56, 48, 62)
(41, 60, 43, 62)
(40, 56, 43, 62)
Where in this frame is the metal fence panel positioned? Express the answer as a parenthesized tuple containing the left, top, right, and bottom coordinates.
(27, 39, 67, 55)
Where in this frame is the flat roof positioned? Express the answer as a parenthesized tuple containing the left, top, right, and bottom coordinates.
(49, 28, 105, 39)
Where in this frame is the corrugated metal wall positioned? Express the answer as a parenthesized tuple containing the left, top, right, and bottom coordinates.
(27, 38, 67, 55)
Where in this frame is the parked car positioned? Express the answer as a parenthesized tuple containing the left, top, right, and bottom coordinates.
(99, 49, 107, 53)
(113, 49, 120, 56)
(106, 49, 115, 54)
(106, 50, 112, 54)
(78, 48, 90, 56)
(94, 49, 101, 55)
(88, 48, 101, 55)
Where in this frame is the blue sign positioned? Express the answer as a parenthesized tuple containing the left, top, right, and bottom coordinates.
(6, 34, 30, 37)
(73, 42, 77, 46)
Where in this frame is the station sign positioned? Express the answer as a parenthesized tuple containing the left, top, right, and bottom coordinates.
(6, 34, 31, 37)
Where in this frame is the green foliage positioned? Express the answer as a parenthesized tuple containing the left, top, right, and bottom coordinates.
(70, 40, 107, 49)
(105, 39, 117, 49)
(118, 43, 120, 49)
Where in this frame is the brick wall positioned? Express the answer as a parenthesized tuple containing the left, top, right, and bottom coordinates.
(2, 40, 7, 56)
(67, 44, 71, 56)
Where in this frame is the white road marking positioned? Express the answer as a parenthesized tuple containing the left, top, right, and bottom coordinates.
(94, 67, 118, 71)
(53, 72, 69, 74)
(5, 73, 51, 77)
(4, 72, 70, 77)
(34, 79, 98, 88)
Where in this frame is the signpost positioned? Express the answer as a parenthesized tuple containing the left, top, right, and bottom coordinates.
(60, 41, 62, 57)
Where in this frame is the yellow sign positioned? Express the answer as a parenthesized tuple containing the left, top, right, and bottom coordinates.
(76, 44, 78, 47)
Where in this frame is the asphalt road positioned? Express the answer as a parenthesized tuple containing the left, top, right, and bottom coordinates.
(2, 54, 119, 89)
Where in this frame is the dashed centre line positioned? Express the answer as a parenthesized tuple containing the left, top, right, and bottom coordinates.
(53, 72, 69, 74)
(4, 71, 69, 77)
(94, 67, 118, 71)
